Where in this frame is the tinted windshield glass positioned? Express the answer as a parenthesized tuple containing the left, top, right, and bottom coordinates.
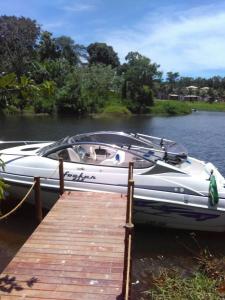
(38, 136, 69, 155)
(70, 132, 153, 148)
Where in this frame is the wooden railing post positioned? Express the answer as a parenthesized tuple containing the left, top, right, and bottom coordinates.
(34, 177, 42, 223)
(59, 158, 64, 195)
(122, 162, 134, 300)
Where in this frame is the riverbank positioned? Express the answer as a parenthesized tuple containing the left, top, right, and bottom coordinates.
(153, 100, 225, 115)
(100, 99, 225, 117)
(186, 101, 225, 112)
(143, 250, 225, 299)
(2, 99, 225, 118)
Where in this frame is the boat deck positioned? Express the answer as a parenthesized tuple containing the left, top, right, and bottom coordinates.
(0, 191, 127, 300)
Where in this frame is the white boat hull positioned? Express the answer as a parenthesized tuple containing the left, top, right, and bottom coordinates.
(4, 176, 225, 232)
(1, 132, 225, 232)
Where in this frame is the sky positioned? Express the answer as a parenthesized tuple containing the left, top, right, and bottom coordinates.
(1, 0, 225, 78)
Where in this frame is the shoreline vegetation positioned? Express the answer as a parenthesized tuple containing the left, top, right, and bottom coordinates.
(1, 16, 225, 119)
(3, 99, 225, 118)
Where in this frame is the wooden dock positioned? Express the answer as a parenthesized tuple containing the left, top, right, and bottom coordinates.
(0, 191, 128, 300)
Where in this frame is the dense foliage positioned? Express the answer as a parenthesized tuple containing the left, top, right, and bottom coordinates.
(0, 15, 224, 116)
(0, 15, 40, 78)
(0, 15, 160, 115)
(87, 42, 120, 68)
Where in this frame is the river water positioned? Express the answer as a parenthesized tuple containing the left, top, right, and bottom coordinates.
(0, 111, 225, 298)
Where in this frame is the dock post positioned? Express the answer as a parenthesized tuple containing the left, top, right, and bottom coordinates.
(34, 177, 42, 223)
(59, 158, 64, 195)
(122, 162, 134, 300)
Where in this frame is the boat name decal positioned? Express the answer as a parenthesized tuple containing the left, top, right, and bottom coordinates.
(64, 171, 96, 182)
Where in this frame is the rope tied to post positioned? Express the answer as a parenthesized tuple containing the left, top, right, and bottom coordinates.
(0, 159, 65, 221)
(41, 158, 64, 195)
(0, 181, 36, 220)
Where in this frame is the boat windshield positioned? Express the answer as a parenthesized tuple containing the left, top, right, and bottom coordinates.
(38, 136, 70, 156)
(38, 131, 164, 157)
(69, 132, 160, 149)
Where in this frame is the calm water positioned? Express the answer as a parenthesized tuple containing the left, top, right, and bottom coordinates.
(0, 111, 225, 298)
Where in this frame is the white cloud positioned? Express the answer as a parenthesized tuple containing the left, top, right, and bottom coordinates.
(103, 4, 225, 76)
(63, 3, 94, 12)
(42, 21, 65, 29)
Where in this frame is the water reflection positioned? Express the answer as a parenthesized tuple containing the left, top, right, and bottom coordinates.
(0, 203, 38, 271)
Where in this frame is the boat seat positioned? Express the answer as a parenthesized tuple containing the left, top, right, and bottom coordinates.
(67, 148, 81, 162)
(101, 150, 126, 166)
(89, 146, 96, 161)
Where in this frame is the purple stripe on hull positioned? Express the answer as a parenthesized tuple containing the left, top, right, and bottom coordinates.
(134, 200, 220, 221)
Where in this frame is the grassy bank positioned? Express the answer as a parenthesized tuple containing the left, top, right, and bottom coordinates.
(150, 100, 192, 115)
(140, 250, 225, 300)
(95, 99, 225, 117)
(157, 100, 225, 113)
(186, 101, 225, 112)
(3, 99, 225, 118)
(99, 101, 132, 117)
(99, 98, 192, 117)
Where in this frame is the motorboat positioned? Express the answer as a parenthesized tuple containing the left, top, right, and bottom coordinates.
(0, 131, 225, 232)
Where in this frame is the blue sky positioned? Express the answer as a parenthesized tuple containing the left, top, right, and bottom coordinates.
(1, 0, 225, 77)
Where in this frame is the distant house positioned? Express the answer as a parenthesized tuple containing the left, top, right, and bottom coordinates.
(186, 85, 198, 90)
(183, 95, 200, 101)
(168, 94, 179, 100)
(200, 86, 209, 91)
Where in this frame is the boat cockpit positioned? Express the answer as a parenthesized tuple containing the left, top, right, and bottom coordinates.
(37, 131, 188, 168)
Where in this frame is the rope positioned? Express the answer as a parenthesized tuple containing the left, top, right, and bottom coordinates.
(0, 159, 62, 220)
(42, 162, 60, 180)
(0, 181, 36, 220)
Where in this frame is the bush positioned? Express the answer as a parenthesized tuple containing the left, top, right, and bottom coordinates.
(150, 100, 191, 115)
(3, 105, 20, 115)
(149, 271, 219, 300)
(101, 103, 131, 116)
(34, 97, 55, 114)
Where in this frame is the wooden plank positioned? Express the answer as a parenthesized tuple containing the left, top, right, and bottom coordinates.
(0, 191, 126, 300)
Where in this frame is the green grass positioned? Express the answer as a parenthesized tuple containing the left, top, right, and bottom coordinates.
(102, 104, 131, 115)
(186, 101, 225, 112)
(157, 100, 225, 113)
(140, 249, 225, 300)
(148, 271, 220, 300)
(95, 94, 132, 117)
(150, 100, 192, 115)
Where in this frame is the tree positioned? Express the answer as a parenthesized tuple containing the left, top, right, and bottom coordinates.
(0, 72, 55, 112)
(55, 36, 87, 65)
(166, 72, 180, 84)
(122, 51, 161, 111)
(0, 15, 40, 78)
(0, 72, 17, 108)
(30, 58, 73, 86)
(56, 71, 82, 114)
(37, 31, 59, 61)
(80, 64, 120, 111)
(87, 43, 120, 68)
(56, 64, 120, 114)
(33, 80, 56, 114)
(166, 71, 179, 90)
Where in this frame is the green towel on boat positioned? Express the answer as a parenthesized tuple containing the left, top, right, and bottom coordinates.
(209, 174, 219, 206)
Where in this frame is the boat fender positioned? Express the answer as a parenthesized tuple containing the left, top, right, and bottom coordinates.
(209, 171, 219, 206)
